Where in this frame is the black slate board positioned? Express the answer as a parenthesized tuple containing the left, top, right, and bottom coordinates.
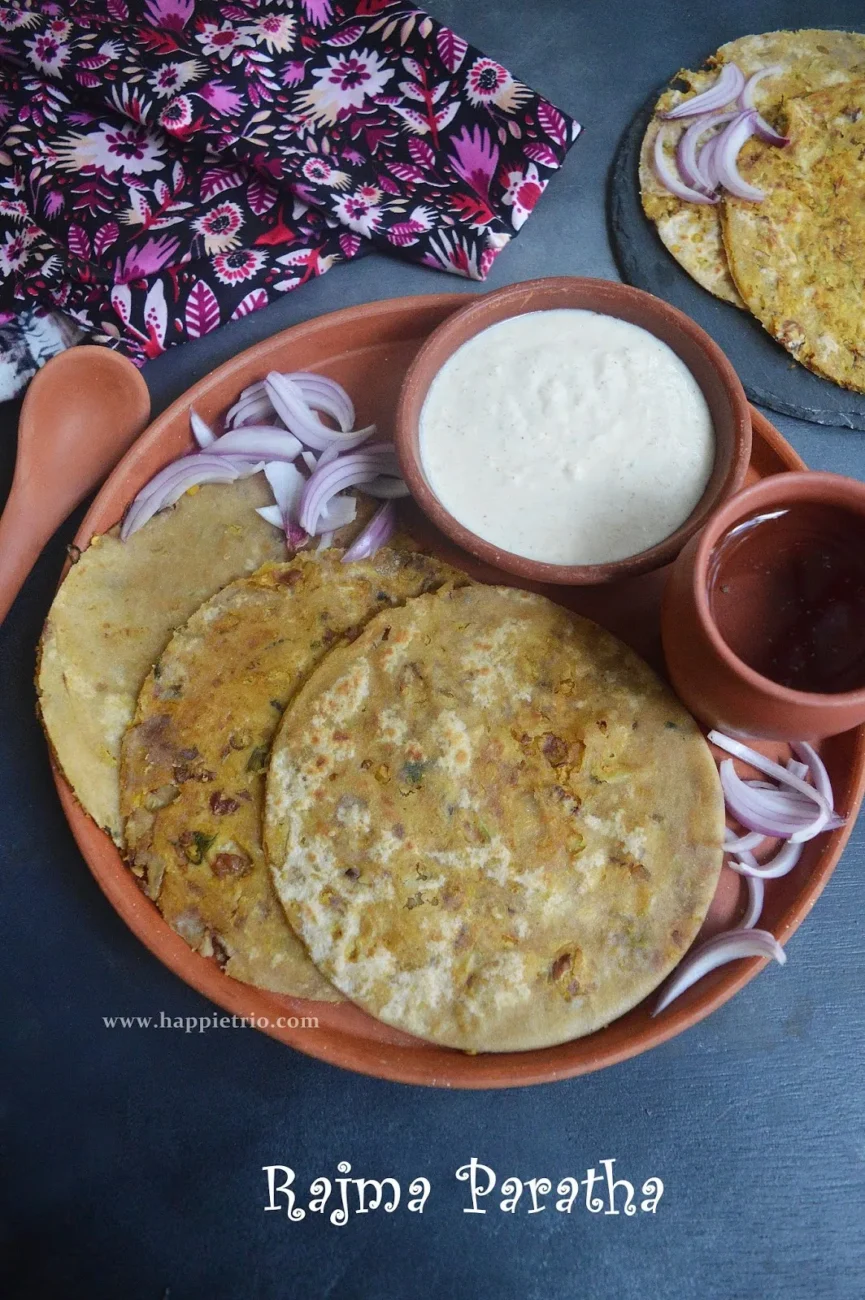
(608, 88, 865, 431)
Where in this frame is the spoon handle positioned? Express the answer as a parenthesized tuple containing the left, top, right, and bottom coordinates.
(0, 486, 53, 626)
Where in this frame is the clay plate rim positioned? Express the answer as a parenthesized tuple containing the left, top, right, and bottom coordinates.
(50, 292, 865, 1089)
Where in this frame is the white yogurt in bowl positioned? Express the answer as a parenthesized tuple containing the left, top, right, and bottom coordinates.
(418, 308, 716, 566)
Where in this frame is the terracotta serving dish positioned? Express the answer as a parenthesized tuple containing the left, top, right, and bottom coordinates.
(394, 277, 752, 585)
(51, 293, 865, 1088)
(663, 471, 865, 741)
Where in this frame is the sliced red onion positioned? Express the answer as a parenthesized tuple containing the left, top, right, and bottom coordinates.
(739, 64, 781, 109)
(230, 374, 355, 433)
(229, 379, 266, 404)
(299, 445, 401, 535)
(653, 928, 785, 1016)
(742, 783, 815, 814)
(793, 743, 837, 810)
(724, 828, 764, 853)
(121, 455, 240, 540)
(661, 62, 745, 120)
(752, 114, 789, 146)
(190, 409, 216, 448)
(738, 66, 789, 144)
(775, 799, 830, 844)
(740, 874, 764, 930)
(363, 475, 411, 500)
(226, 386, 277, 429)
(341, 502, 396, 563)
(266, 372, 374, 453)
(318, 443, 341, 469)
(709, 732, 830, 815)
(282, 372, 354, 433)
(729, 839, 804, 880)
(654, 125, 719, 203)
(720, 761, 821, 839)
(319, 494, 358, 531)
(786, 759, 810, 781)
(698, 133, 720, 188)
(122, 453, 238, 519)
(795, 745, 845, 832)
(301, 451, 318, 474)
(713, 110, 765, 201)
(317, 531, 335, 552)
(676, 121, 716, 194)
(216, 456, 266, 476)
(210, 427, 303, 462)
(677, 111, 736, 192)
(256, 504, 284, 529)
(286, 520, 308, 550)
(264, 461, 305, 524)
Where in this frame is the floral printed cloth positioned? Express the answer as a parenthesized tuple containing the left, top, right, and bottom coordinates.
(0, 0, 580, 386)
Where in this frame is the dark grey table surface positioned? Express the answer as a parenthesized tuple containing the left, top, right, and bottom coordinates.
(3, 2, 864, 1297)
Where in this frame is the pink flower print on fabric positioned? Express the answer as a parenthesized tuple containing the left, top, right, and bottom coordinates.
(114, 235, 181, 284)
(332, 190, 383, 239)
(193, 201, 244, 255)
(212, 247, 267, 285)
(195, 21, 256, 65)
(301, 0, 334, 30)
(149, 60, 203, 100)
(25, 32, 69, 77)
(465, 57, 529, 114)
(246, 16, 297, 55)
(501, 163, 546, 230)
(55, 123, 165, 177)
(159, 94, 194, 130)
(197, 82, 244, 116)
(143, 0, 194, 32)
(448, 126, 499, 200)
(295, 49, 394, 125)
(301, 156, 349, 189)
(0, 1, 580, 370)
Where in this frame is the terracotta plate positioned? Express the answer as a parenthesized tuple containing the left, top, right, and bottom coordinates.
(54, 293, 865, 1089)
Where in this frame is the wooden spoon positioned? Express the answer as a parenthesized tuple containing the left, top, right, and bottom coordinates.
(0, 346, 150, 625)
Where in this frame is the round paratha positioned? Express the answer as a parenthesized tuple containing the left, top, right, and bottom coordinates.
(722, 80, 865, 392)
(265, 585, 724, 1051)
(121, 547, 466, 999)
(37, 476, 286, 844)
(639, 29, 865, 307)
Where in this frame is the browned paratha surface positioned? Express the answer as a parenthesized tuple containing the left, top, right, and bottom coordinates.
(265, 585, 724, 1051)
(121, 547, 467, 998)
(722, 80, 865, 392)
(639, 29, 865, 307)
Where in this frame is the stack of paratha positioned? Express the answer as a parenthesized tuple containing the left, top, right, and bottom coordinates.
(39, 481, 725, 1049)
(639, 29, 865, 392)
(119, 546, 465, 998)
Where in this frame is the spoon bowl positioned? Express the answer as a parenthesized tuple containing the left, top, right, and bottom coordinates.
(0, 346, 150, 624)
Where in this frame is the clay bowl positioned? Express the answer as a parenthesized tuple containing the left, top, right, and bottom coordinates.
(394, 276, 752, 585)
(662, 471, 865, 741)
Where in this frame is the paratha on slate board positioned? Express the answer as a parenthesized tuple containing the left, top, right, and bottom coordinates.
(610, 29, 865, 429)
